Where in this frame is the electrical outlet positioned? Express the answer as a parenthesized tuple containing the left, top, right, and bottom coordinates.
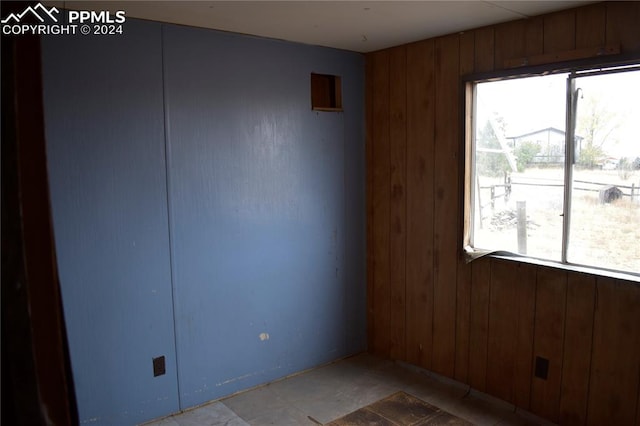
(153, 356, 165, 377)
(534, 356, 549, 379)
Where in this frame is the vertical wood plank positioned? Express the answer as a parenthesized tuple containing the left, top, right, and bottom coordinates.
(389, 46, 407, 361)
(371, 50, 391, 358)
(587, 278, 640, 426)
(468, 257, 491, 392)
(486, 259, 519, 403)
(606, 1, 640, 55)
(525, 16, 544, 57)
(559, 272, 596, 426)
(543, 9, 576, 54)
(459, 31, 475, 76)
(474, 27, 495, 73)
(637, 382, 640, 426)
(460, 44, 474, 252)
(530, 267, 567, 423)
(365, 54, 375, 352)
(455, 260, 471, 383)
(513, 263, 537, 411)
(484, 259, 536, 406)
(454, 30, 475, 384)
(405, 40, 435, 370)
(575, 3, 606, 49)
(637, 387, 640, 426)
(494, 20, 525, 70)
(432, 34, 460, 378)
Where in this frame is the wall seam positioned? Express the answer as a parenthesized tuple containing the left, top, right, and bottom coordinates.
(368, 55, 375, 354)
(453, 34, 461, 380)
(558, 271, 569, 422)
(430, 41, 437, 370)
(403, 46, 409, 362)
(528, 266, 539, 411)
(484, 258, 493, 391)
(344, 72, 349, 356)
(584, 277, 598, 425)
(160, 24, 183, 410)
(387, 50, 392, 358)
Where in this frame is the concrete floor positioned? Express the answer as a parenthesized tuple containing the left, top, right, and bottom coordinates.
(143, 353, 555, 426)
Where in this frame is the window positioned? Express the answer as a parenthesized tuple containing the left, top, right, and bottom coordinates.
(465, 64, 640, 275)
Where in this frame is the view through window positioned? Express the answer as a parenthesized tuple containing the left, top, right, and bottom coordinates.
(470, 66, 640, 275)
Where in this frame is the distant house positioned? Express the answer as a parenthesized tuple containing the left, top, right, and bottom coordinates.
(507, 127, 583, 165)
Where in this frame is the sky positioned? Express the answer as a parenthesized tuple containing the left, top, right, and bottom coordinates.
(476, 68, 640, 159)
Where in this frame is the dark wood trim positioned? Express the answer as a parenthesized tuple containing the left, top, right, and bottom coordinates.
(462, 52, 640, 83)
(504, 43, 620, 69)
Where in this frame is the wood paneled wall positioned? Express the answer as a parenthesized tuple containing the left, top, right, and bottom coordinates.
(365, 2, 640, 424)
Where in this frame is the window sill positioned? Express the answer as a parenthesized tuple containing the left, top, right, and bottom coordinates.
(481, 252, 640, 283)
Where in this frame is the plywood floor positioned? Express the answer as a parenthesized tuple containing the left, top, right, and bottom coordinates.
(143, 353, 556, 426)
(326, 391, 471, 425)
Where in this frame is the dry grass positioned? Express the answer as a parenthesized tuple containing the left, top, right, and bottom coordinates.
(569, 195, 639, 273)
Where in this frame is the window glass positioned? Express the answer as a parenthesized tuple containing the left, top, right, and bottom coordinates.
(568, 69, 640, 274)
(473, 74, 567, 260)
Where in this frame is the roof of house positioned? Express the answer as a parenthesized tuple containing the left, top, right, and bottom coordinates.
(507, 127, 584, 141)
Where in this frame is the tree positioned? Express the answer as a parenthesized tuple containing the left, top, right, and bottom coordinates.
(476, 120, 511, 176)
(514, 141, 541, 172)
(618, 157, 635, 180)
(576, 92, 621, 168)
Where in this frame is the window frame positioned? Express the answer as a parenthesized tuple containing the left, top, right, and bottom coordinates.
(462, 57, 640, 279)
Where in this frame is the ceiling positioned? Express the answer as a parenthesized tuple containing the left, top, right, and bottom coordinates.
(51, 1, 595, 53)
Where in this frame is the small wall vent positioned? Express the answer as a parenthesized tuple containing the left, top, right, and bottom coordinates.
(311, 73, 343, 111)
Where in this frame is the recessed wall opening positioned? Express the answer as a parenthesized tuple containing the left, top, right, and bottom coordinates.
(311, 73, 343, 111)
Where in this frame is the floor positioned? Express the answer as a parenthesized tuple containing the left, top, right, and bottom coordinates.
(143, 353, 555, 426)
(325, 391, 473, 425)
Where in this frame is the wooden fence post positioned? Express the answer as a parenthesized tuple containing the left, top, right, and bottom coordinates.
(517, 200, 527, 255)
(504, 172, 511, 202)
(490, 186, 495, 210)
(477, 176, 483, 229)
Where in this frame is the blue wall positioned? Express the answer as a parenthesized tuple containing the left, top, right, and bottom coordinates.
(42, 20, 180, 425)
(42, 18, 365, 425)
